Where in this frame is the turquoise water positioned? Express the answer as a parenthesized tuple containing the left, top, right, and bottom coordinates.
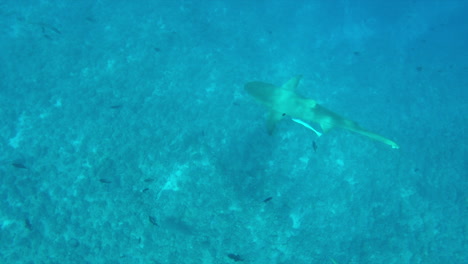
(0, 1, 466, 263)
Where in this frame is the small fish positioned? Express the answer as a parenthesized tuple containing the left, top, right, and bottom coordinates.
(110, 104, 123, 109)
(312, 141, 318, 152)
(42, 33, 53, 40)
(37, 22, 61, 34)
(37, 23, 61, 40)
(263, 197, 273, 203)
(142, 188, 150, 192)
(48, 25, 61, 34)
(85, 16, 96, 23)
(12, 162, 28, 169)
(149, 216, 159, 226)
(227, 253, 244, 262)
(99, 179, 112, 184)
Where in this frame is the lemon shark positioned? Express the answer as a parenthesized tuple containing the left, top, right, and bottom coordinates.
(245, 76, 399, 149)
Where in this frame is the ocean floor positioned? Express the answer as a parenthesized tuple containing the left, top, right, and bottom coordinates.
(0, 1, 466, 263)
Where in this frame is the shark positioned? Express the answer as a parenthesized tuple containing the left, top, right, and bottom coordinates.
(245, 76, 399, 149)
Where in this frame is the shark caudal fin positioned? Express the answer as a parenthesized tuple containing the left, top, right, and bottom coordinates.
(354, 128, 400, 149)
(341, 122, 400, 149)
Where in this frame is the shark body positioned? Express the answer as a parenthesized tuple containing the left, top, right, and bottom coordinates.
(245, 76, 399, 149)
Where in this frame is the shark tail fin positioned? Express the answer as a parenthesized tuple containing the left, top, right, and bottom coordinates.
(281, 75, 302, 91)
(353, 128, 400, 149)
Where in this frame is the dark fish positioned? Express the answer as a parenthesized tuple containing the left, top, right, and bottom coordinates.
(37, 23, 61, 40)
(69, 238, 80, 248)
(37, 22, 61, 34)
(48, 25, 61, 34)
(24, 219, 32, 230)
(142, 188, 150, 192)
(149, 216, 159, 226)
(263, 197, 273, 203)
(99, 179, 111, 183)
(227, 253, 244, 262)
(12, 163, 28, 169)
(110, 104, 123, 109)
(85, 16, 96, 23)
(42, 34, 53, 40)
(312, 141, 318, 152)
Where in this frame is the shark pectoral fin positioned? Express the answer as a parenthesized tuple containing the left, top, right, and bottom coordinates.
(281, 75, 302, 91)
(266, 111, 285, 134)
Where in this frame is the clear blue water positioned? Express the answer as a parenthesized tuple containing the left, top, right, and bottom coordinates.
(0, 1, 466, 263)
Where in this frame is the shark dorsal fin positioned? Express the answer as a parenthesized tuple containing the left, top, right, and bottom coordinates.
(281, 75, 302, 91)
